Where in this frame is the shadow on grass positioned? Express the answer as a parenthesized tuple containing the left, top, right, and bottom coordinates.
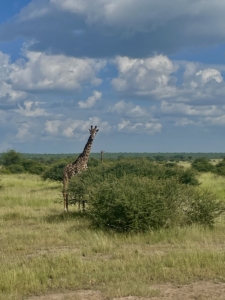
(44, 210, 89, 223)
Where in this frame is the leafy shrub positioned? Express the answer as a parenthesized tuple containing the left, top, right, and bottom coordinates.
(178, 169, 199, 186)
(0, 167, 11, 174)
(192, 157, 215, 172)
(68, 176, 89, 207)
(7, 164, 25, 174)
(104, 159, 199, 185)
(88, 157, 99, 167)
(214, 158, 225, 176)
(87, 176, 224, 232)
(1, 150, 22, 166)
(22, 160, 47, 175)
(42, 160, 69, 181)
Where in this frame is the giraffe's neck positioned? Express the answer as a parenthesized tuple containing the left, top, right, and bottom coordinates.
(73, 135, 94, 164)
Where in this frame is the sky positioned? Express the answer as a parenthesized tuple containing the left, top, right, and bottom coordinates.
(1, 0, 225, 153)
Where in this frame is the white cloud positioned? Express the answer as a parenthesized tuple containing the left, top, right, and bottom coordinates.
(118, 118, 161, 134)
(16, 123, 32, 140)
(203, 115, 225, 126)
(15, 101, 50, 117)
(45, 120, 62, 135)
(175, 118, 196, 127)
(196, 69, 223, 85)
(110, 99, 147, 117)
(161, 101, 223, 117)
(7, 51, 105, 92)
(44, 116, 111, 138)
(0, 52, 27, 102)
(78, 90, 102, 108)
(111, 56, 225, 104)
(112, 55, 177, 98)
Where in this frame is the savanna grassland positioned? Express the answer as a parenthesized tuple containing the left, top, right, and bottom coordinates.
(1, 160, 225, 300)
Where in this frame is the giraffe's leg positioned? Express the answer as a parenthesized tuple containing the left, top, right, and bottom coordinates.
(65, 193, 69, 212)
(82, 200, 85, 212)
(63, 179, 69, 212)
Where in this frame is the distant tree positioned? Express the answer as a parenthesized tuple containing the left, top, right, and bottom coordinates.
(153, 155, 165, 161)
(2, 150, 22, 167)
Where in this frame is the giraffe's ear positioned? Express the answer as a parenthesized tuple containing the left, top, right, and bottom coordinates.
(88, 129, 91, 132)
(96, 129, 99, 132)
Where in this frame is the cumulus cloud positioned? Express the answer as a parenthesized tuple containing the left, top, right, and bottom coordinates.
(78, 90, 102, 108)
(175, 118, 198, 127)
(8, 51, 105, 92)
(118, 118, 162, 134)
(0, 52, 27, 103)
(16, 123, 31, 140)
(44, 116, 111, 138)
(1, 0, 225, 57)
(111, 56, 225, 104)
(15, 101, 51, 117)
(112, 55, 177, 98)
(110, 99, 147, 117)
(161, 101, 223, 117)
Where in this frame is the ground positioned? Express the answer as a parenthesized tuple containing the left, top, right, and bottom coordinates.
(27, 282, 225, 300)
(1, 171, 225, 300)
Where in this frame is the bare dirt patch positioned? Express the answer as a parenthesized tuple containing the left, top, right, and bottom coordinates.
(27, 282, 225, 300)
(27, 290, 103, 300)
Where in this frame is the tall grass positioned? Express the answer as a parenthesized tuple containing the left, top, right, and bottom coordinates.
(0, 173, 225, 299)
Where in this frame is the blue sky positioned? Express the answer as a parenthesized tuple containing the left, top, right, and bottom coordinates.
(1, 0, 225, 153)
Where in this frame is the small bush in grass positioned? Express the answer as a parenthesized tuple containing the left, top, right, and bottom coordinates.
(0, 168, 11, 174)
(7, 164, 25, 174)
(214, 158, 225, 176)
(87, 176, 225, 232)
(192, 157, 215, 172)
(178, 168, 199, 186)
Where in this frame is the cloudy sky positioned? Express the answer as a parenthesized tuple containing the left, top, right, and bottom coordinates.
(1, 0, 225, 153)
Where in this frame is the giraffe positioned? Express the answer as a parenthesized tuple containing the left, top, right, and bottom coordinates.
(62, 125, 99, 212)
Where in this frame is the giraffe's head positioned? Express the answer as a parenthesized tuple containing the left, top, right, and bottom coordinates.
(88, 125, 99, 139)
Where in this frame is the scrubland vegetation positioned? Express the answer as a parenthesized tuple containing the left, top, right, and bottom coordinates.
(1, 151, 225, 299)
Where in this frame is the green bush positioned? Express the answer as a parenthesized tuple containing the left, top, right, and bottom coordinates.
(178, 169, 199, 186)
(22, 160, 47, 175)
(42, 160, 69, 181)
(0, 168, 11, 174)
(1, 150, 22, 166)
(7, 164, 25, 174)
(87, 176, 224, 232)
(88, 157, 99, 167)
(192, 157, 215, 172)
(214, 158, 225, 176)
(68, 176, 89, 207)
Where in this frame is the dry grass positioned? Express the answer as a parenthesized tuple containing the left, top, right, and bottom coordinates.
(0, 173, 225, 300)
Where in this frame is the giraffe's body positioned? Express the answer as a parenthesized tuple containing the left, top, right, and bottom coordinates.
(62, 126, 99, 212)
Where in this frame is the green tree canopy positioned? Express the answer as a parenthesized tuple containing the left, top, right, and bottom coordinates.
(1, 150, 22, 166)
